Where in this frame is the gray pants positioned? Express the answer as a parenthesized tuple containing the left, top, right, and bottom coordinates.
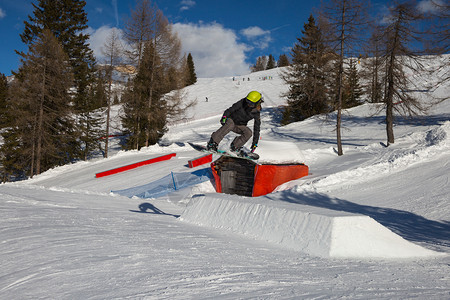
(211, 119, 252, 149)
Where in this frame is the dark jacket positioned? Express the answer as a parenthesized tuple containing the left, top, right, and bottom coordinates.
(224, 98, 261, 145)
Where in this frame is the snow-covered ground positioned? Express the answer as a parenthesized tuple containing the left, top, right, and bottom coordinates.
(1, 63, 449, 298)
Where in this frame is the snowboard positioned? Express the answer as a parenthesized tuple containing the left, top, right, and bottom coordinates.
(188, 142, 260, 161)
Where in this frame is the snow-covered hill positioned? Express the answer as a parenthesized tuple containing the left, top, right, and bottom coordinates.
(1, 62, 449, 298)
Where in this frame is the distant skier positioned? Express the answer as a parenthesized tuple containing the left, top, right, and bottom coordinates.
(207, 91, 263, 156)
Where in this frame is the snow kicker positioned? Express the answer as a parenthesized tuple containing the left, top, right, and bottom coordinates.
(180, 194, 443, 259)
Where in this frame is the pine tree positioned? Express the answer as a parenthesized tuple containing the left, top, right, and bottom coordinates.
(0, 73, 9, 129)
(1, 30, 74, 179)
(266, 54, 276, 69)
(76, 78, 105, 161)
(93, 70, 108, 109)
(20, 0, 96, 108)
(281, 14, 331, 124)
(121, 42, 167, 150)
(185, 53, 197, 86)
(277, 54, 290, 67)
(342, 58, 363, 108)
(251, 56, 267, 72)
(20, 0, 98, 160)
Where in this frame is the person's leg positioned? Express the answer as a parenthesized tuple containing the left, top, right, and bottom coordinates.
(208, 119, 235, 150)
(230, 125, 252, 149)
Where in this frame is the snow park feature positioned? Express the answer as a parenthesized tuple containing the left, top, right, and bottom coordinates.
(188, 153, 213, 168)
(1, 60, 449, 298)
(111, 150, 308, 199)
(94, 153, 176, 178)
(211, 156, 309, 197)
(188, 141, 260, 161)
(180, 194, 442, 258)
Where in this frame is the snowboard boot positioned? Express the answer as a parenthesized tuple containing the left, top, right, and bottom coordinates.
(230, 143, 246, 157)
(207, 138, 218, 152)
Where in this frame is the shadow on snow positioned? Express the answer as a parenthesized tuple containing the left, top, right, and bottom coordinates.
(130, 202, 180, 218)
(269, 190, 450, 250)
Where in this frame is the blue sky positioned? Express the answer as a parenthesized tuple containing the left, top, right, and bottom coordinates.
(0, 0, 443, 78)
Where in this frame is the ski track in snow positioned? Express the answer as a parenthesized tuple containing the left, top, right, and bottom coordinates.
(1, 64, 450, 298)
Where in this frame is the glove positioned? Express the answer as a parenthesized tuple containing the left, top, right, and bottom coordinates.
(250, 143, 257, 153)
(220, 115, 227, 125)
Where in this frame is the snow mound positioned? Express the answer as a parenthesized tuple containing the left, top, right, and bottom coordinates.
(256, 140, 305, 163)
(181, 194, 442, 259)
(293, 121, 450, 193)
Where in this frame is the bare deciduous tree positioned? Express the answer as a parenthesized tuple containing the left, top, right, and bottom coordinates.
(320, 0, 369, 156)
(123, 0, 157, 69)
(251, 56, 268, 72)
(361, 29, 385, 104)
(376, 0, 447, 146)
(101, 28, 123, 158)
(122, 0, 192, 149)
(427, 0, 449, 87)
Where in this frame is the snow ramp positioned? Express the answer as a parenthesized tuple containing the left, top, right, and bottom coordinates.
(180, 194, 442, 259)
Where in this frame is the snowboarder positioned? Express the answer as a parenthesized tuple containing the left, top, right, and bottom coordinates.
(207, 91, 263, 157)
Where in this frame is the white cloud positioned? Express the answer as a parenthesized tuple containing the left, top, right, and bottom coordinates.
(380, 14, 393, 25)
(241, 26, 272, 50)
(282, 45, 293, 55)
(87, 22, 252, 78)
(241, 26, 269, 39)
(417, 0, 444, 13)
(180, 0, 195, 12)
(377, 5, 393, 25)
(173, 22, 250, 77)
(379, 0, 444, 25)
(0, 8, 6, 19)
(86, 25, 127, 63)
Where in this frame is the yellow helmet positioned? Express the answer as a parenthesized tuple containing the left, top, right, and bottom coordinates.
(246, 91, 262, 103)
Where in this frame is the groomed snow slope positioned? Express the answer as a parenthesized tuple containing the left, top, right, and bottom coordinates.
(14, 67, 450, 260)
(1, 63, 449, 298)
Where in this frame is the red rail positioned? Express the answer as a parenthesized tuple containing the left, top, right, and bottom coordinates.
(188, 153, 213, 168)
(95, 153, 176, 178)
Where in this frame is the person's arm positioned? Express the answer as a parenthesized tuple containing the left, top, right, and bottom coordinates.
(222, 99, 244, 122)
(251, 113, 261, 151)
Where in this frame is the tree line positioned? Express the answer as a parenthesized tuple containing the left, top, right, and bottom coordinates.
(0, 0, 447, 181)
(278, 0, 448, 155)
(251, 54, 290, 72)
(0, 0, 197, 182)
